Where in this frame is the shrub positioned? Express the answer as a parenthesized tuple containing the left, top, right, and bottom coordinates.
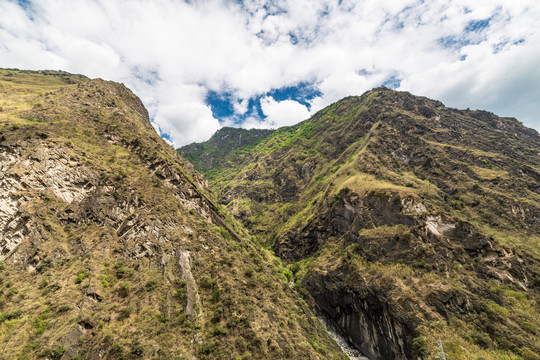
(210, 325, 226, 336)
(244, 268, 254, 278)
(117, 306, 134, 321)
(118, 281, 132, 297)
(519, 321, 538, 335)
(41, 345, 65, 359)
(412, 336, 428, 358)
(57, 305, 72, 313)
(200, 277, 216, 289)
(6, 287, 18, 297)
(131, 342, 144, 356)
(467, 331, 494, 348)
(145, 280, 158, 292)
(0, 309, 23, 324)
(34, 315, 47, 334)
(211, 288, 220, 302)
(75, 268, 90, 284)
(39, 279, 49, 289)
(290, 262, 302, 274)
(114, 261, 128, 278)
(110, 343, 124, 357)
(227, 317, 240, 329)
(212, 306, 223, 323)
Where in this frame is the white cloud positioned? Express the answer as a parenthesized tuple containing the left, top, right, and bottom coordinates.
(260, 97, 312, 128)
(0, 0, 539, 145)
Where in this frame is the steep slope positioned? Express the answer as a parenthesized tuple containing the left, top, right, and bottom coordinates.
(178, 127, 275, 179)
(0, 69, 346, 359)
(180, 88, 540, 360)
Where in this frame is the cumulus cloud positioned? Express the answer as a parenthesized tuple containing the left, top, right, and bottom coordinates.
(260, 97, 312, 128)
(0, 0, 539, 145)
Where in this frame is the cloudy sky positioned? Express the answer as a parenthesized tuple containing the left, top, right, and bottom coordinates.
(1, 0, 539, 146)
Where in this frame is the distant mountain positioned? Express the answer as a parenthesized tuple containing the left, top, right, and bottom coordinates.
(0, 69, 345, 359)
(178, 127, 275, 179)
(179, 88, 540, 359)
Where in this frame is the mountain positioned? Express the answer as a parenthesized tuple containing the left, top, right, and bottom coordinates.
(0, 69, 346, 359)
(178, 127, 275, 180)
(179, 88, 540, 359)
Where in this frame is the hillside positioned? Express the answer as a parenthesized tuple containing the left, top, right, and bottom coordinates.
(179, 88, 540, 359)
(178, 127, 275, 180)
(0, 69, 346, 359)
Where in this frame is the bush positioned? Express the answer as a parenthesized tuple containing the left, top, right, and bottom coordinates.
(131, 342, 144, 356)
(6, 287, 18, 297)
(34, 315, 47, 334)
(467, 331, 494, 348)
(118, 281, 132, 297)
(41, 345, 65, 359)
(210, 325, 226, 337)
(110, 343, 125, 357)
(412, 336, 428, 358)
(200, 277, 216, 289)
(114, 260, 128, 278)
(0, 309, 23, 324)
(75, 269, 89, 284)
(244, 268, 254, 278)
(145, 279, 158, 292)
(117, 306, 134, 321)
(57, 305, 72, 313)
(519, 320, 538, 335)
(212, 306, 223, 323)
(211, 288, 220, 302)
(290, 262, 302, 274)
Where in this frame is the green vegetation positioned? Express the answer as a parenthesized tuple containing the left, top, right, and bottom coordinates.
(178, 127, 275, 178)
(180, 88, 540, 359)
(0, 69, 345, 359)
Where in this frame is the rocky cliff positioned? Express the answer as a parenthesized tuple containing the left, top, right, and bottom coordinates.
(179, 88, 540, 359)
(0, 69, 346, 359)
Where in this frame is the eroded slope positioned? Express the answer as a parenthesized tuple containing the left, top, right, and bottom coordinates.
(0, 69, 345, 359)
(182, 88, 540, 359)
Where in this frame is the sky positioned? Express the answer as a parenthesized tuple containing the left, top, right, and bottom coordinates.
(0, 0, 539, 146)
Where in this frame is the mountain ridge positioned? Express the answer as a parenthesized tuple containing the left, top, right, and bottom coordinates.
(0, 69, 346, 359)
(179, 87, 540, 359)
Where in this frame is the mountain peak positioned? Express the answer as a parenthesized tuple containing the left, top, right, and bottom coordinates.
(0, 69, 345, 359)
(179, 88, 540, 359)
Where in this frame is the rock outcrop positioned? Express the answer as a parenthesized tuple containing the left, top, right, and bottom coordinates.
(0, 69, 345, 359)
(180, 87, 540, 359)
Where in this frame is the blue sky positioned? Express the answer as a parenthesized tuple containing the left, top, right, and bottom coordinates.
(1, 0, 539, 145)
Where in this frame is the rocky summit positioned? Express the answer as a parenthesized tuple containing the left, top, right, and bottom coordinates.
(180, 88, 540, 359)
(0, 69, 346, 359)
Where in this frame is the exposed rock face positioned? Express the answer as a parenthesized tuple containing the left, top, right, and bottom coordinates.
(278, 191, 423, 261)
(0, 69, 345, 360)
(180, 87, 540, 359)
(176, 250, 201, 321)
(0, 142, 98, 260)
(304, 263, 414, 360)
(283, 189, 533, 359)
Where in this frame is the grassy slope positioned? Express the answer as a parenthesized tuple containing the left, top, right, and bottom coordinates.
(184, 88, 540, 359)
(0, 69, 345, 359)
(178, 127, 275, 181)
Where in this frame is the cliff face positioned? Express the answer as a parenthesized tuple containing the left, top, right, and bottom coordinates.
(0, 69, 345, 359)
(180, 88, 540, 359)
